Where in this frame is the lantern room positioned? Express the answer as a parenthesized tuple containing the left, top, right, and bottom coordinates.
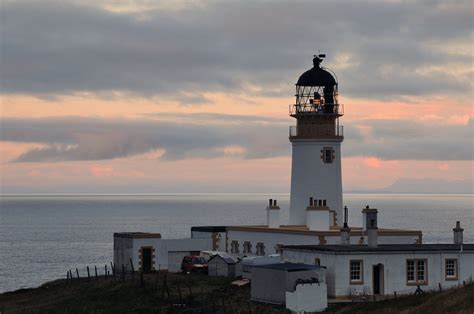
(290, 54, 342, 116)
(289, 54, 343, 140)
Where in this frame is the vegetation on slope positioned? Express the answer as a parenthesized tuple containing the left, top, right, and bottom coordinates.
(1, 271, 473, 313)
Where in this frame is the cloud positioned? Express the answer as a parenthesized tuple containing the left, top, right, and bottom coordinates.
(0, 114, 472, 162)
(344, 118, 474, 160)
(1, 0, 472, 101)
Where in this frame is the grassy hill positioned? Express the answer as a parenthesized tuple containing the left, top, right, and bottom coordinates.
(1, 272, 473, 313)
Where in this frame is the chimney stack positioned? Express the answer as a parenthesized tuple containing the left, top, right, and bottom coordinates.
(266, 198, 280, 228)
(306, 197, 330, 231)
(340, 206, 351, 245)
(362, 205, 378, 247)
(453, 221, 464, 245)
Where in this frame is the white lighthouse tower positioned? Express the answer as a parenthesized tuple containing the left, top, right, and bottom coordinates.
(289, 55, 344, 226)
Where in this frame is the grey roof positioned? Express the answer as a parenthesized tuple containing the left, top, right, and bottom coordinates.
(191, 226, 227, 233)
(208, 254, 239, 264)
(282, 244, 474, 253)
(253, 262, 320, 272)
(113, 232, 161, 239)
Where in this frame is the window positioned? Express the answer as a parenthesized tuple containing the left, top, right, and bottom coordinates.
(321, 147, 335, 163)
(256, 242, 265, 256)
(315, 258, 321, 266)
(445, 259, 458, 280)
(230, 241, 239, 254)
(369, 219, 376, 228)
(349, 260, 363, 284)
(407, 260, 415, 282)
(243, 241, 252, 254)
(406, 259, 428, 285)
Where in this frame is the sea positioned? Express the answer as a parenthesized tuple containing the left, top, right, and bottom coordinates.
(0, 193, 473, 293)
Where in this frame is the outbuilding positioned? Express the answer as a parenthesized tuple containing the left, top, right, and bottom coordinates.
(208, 254, 242, 278)
(250, 263, 326, 305)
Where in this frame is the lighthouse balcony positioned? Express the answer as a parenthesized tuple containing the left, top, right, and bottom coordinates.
(289, 124, 344, 140)
(289, 103, 344, 117)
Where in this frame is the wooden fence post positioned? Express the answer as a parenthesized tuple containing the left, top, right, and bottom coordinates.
(76, 268, 80, 279)
(177, 281, 182, 303)
(122, 264, 125, 281)
(87, 266, 91, 280)
(95, 265, 98, 280)
(111, 262, 115, 279)
(105, 264, 108, 278)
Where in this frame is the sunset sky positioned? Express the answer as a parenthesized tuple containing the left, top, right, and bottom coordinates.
(0, 0, 472, 194)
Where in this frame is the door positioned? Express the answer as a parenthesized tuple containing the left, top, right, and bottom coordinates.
(373, 264, 384, 295)
(142, 248, 152, 273)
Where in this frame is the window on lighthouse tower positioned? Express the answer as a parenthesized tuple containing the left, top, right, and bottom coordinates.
(322, 147, 335, 163)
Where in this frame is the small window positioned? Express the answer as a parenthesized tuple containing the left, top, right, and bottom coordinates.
(230, 241, 239, 254)
(406, 259, 428, 285)
(445, 259, 458, 280)
(243, 241, 252, 254)
(315, 258, 321, 266)
(256, 242, 265, 256)
(321, 147, 335, 163)
(350, 260, 363, 283)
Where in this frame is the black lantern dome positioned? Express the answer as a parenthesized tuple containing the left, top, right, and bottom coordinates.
(296, 56, 337, 86)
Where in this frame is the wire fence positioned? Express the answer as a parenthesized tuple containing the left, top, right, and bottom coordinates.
(63, 260, 276, 313)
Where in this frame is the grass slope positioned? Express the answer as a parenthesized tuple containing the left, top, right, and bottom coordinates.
(1, 272, 473, 313)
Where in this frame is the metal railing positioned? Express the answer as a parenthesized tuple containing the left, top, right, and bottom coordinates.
(289, 103, 344, 116)
(289, 125, 344, 139)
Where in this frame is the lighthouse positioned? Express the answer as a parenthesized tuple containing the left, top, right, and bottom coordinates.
(289, 55, 344, 226)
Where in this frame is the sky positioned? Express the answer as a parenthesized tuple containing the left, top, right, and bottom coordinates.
(0, 0, 473, 194)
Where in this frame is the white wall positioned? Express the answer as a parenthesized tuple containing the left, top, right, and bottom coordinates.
(282, 249, 474, 297)
(289, 139, 343, 225)
(191, 231, 227, 251)
(286, 283, 328, 313)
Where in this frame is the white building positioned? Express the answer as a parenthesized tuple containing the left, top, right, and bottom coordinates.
(281, 223, 473, 299)
(192, 203, 422, 259)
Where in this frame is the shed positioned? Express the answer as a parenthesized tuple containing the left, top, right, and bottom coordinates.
(208, 254, 242, 278)
(241, 254, 281, 279)
(251, 263, 326, 305)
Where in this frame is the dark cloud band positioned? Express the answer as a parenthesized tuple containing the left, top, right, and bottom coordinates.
(1, 0, 472, 100)
(0, 115, 471, 162)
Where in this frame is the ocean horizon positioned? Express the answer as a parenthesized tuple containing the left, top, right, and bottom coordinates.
(1, 193, 473, 293)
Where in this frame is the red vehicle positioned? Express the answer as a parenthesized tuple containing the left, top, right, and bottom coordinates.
(181, 256, 208, 273)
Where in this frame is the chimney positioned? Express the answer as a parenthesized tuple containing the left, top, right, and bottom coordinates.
(340, 206, 351, 245)
(266, 198, 280, 228)
(453, 221, 464, 245)
(306, 197, 330, 231)
(363, 205, 378, 247)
